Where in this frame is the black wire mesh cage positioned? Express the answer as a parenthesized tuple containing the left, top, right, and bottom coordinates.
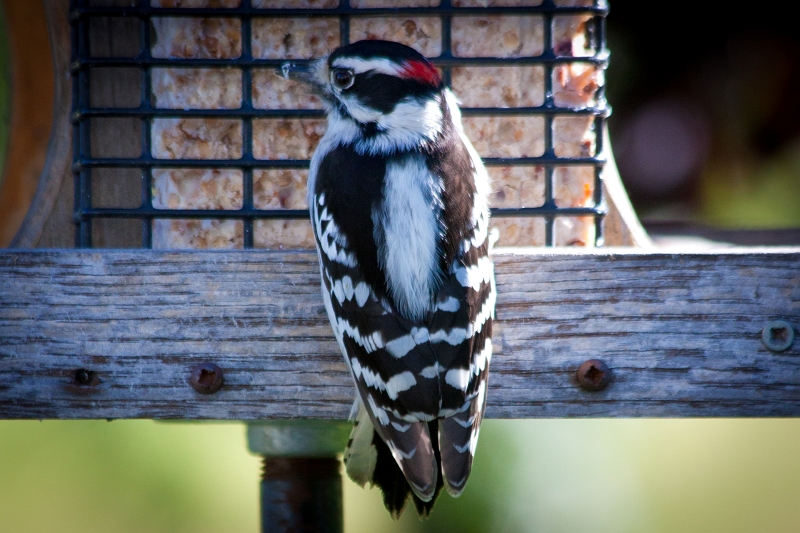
(70, 0, 609, 250)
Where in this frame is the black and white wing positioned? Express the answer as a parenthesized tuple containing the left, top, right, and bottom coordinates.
(310, 146, 444, 514)
(425, 114, 495, 497)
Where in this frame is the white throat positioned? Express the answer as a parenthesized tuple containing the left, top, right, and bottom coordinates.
(329, 94, 444, 155)
(307, 94, 444, 206)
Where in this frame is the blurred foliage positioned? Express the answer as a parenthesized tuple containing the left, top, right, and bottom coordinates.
(607, 1, 800, 228)
(2, 419, 800, 532)
(0, 420, 261, 533)
(701, 140, 800, 228)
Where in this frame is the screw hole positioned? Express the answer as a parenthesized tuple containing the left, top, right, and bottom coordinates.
(198, 368, 217, 387)
(190, 363, 224, 394)
(576, 359, 611, 391)
(585, 365, 604, 383)
(770, 327, 788, 343)
(74, 368, 95, 385)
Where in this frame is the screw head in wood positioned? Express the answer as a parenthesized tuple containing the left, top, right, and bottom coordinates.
(762, 320, 795, 352)
(74, 368, 96, 386)
(576, 359, 612, 391)
(190, 363, 224, 394)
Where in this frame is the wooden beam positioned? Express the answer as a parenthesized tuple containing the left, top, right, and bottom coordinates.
(0, 249, 798, 420)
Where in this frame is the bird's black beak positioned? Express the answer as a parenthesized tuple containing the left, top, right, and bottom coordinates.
(276, 59, 332, 102)
(278, 61, 316, 85)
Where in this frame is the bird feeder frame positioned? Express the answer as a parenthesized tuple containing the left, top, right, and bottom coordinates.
(69, 0, 610, 249)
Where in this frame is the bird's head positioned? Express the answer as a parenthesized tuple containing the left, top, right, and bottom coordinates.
(280, 40, 450, 153)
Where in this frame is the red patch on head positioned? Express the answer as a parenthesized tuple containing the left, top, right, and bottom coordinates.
(400, 60, 441, 86)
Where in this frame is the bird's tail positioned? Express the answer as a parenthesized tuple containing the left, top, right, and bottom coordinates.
(344, 403, 443, 519)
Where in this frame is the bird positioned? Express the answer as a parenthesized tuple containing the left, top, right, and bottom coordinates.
(280, 40, 496, 518)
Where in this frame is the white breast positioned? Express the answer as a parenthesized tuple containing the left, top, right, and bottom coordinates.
(373, 155, 443, 322)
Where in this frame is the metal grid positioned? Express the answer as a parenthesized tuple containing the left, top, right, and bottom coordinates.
(70, 0, 609, 249)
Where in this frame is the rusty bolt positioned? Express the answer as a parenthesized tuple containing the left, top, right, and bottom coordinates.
(576, 359, 612, 391)
(190, 363, 224, 394)
(762, 320, 795, 353)
(74, 368, 95, 385)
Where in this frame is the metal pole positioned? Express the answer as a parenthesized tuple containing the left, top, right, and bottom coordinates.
(248, 421, 351, 533)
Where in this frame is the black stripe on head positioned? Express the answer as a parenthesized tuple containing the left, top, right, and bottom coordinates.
(329, 40, 443, 116)
(351, 73, 439, 114)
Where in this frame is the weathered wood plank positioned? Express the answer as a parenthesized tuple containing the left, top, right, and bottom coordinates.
(0, 249, 798, 419)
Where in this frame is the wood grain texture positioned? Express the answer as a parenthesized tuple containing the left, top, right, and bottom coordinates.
(0, 249, 798, 420)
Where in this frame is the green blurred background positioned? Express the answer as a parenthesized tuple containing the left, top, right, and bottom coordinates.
(2, 2, 800, 532)
(2, 419, 800, 533)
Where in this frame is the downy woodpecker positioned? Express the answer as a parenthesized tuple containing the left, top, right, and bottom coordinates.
(280, 40, 495, 518)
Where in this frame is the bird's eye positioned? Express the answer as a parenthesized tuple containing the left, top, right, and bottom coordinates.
(331, 68, 355, 90)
